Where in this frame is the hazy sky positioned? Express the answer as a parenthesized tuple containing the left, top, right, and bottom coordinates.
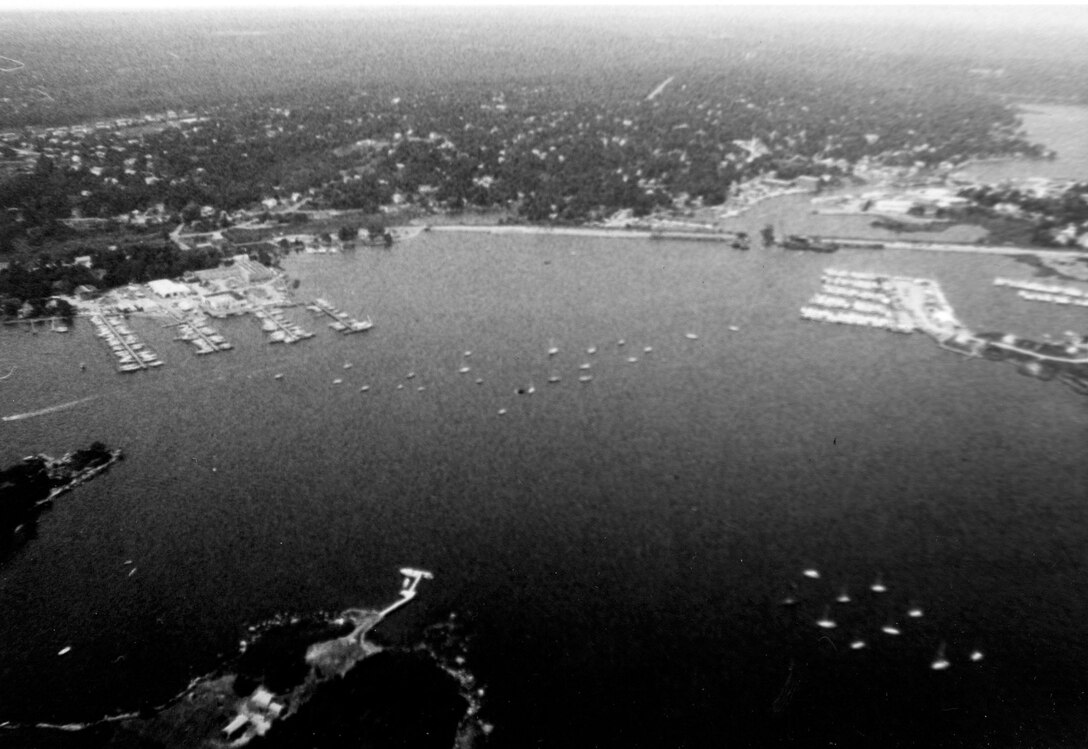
(5, 0, 1084, 10)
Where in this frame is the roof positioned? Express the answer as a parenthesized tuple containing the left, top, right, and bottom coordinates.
(147, 279, 190, 297)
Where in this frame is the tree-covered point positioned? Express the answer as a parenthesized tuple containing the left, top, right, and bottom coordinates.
(0, 442, 118, 543)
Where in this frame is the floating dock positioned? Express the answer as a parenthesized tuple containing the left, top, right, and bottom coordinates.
(306, 298, 373, 334)
(90, 314, 163, 372)
(994, 277, 1088, 307)
(250, 307, 314, 344)
(170, 315, 233, 355)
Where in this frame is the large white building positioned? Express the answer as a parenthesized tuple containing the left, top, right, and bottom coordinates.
(147, 279, 190, 298)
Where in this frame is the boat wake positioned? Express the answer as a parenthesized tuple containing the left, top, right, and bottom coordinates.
(2, 396, 97, 422)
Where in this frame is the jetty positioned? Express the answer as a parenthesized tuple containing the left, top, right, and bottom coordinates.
(250, 307, 314, 344)
(90, 314, 163, 372)
(306, 298, 373, 334)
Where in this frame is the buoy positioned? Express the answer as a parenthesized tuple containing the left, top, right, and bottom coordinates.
(802, 568, 820, 579)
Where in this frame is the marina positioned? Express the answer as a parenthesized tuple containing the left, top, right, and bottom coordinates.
(89, 314, 163, 372)
(170, 315, 233, 356)
(306, 298, 373, 334)
(249, 307, 315, 345)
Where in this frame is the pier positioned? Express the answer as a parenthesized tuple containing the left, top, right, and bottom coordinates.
(90, 314, 163, 372)
(250, 307, 314, 344)
(306, 298, 373, 334)
(171, 315, 233, 355)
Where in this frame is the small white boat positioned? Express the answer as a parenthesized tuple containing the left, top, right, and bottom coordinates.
(459, 366, 471, 374)
(969, 650, 984, 662)
(475, 378, 484, 385)
(587, 346, 597, 354)
(836, 588, 850, 604)
(617, 339, 626, 346)
(907, 606, 924, 618)
(579, 363, 592, 370)
(498, 408, 507, 415)
(802, 568, 820, 579)
(626, 356, 639, 363)
(548, 339, 559, 356)
(578, 375, 593, 383)
(685, 332, 699, 340)
(343, 363, 353, 370)
(881, 623, 901, 636)
(396, 384, 405, 390)
(871, 577, 887, 593)
(464, 351, 472, 357)
(815, 607, 836, 629)
(274, 373, 284, 380)
(333, 379, 343, 385)
(417, 386, 426, 392)
(849, 640, 866, 650)
(930, 643, 950, 671)
(643, 346, 653, 353)
(359, 385, 370, 392)
(58, 646, 72, 656)
(406, 372, 416, 379)
(728, 325, 740, 332)
(547, 374, 561, 383)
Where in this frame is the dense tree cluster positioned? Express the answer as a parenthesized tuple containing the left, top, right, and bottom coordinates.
(958, 181, 1088, 245)
(0, 242, 221, 314)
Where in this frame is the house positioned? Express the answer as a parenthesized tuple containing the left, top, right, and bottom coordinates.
(74, 284, 98, 300)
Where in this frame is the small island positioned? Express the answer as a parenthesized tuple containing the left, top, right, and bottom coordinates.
(0, 441, 123, 543)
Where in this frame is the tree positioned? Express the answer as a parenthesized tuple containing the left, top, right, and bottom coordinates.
(337, 225, 358, 241)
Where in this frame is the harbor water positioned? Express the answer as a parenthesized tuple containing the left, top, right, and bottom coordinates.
(1, 233, 1087, 747)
